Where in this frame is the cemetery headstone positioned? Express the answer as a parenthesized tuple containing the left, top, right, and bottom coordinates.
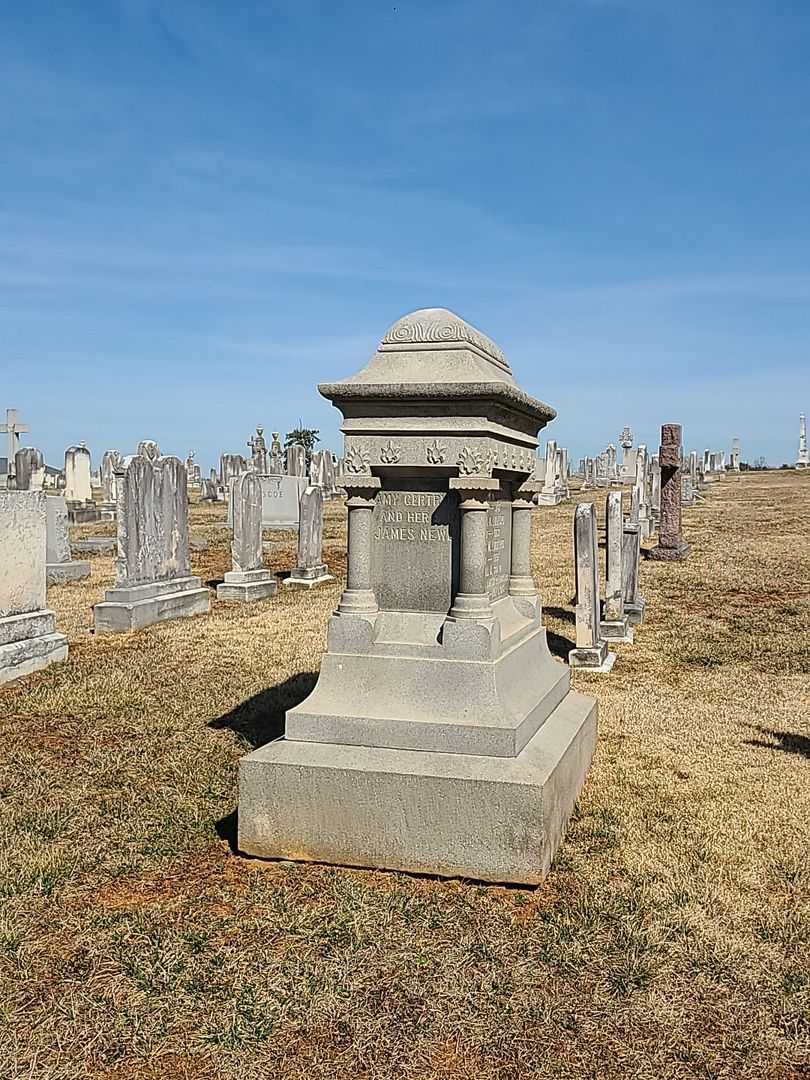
(285, 444, 307, 477)
(284, 485, 334, 589)
(64, 443, 100, 523)
(239, 306, 598, 884)
(0, 492, 69, 684)
(536, 439, 562, 505)
(622, 518, 646, 625)
(600, 491, 633, 642)
(228, 474, 308, 529)
(796, 415, 808, 469)
(217, 472, 277, 602)
(569, 502, 615, 672)
(45, 496, 91, 584)
(100, 449, 122, 517)
(93, 447, 210, 633)
(220, 453, 247, 488)
(648, 424, 690, 561)
(14, 447, 45, 491)
(268, 432, 284, 474)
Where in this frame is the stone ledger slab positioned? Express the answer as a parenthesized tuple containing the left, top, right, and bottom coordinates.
(239, 690, 596, 884)
(94, 576, 210, 633)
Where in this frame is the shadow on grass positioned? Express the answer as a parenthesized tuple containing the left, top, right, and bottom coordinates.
(209, 671, 318, 750)
(546, 629, 574, 661)
(543, 605, 576, 626)
(746, 727, 810, 760)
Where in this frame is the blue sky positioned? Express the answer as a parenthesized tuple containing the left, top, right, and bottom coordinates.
(2, 0, 809, 470)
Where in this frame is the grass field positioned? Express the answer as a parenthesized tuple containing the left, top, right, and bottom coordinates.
(1, 471, 808, 1079)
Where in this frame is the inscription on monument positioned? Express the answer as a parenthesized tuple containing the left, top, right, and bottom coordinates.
(371, 485, 458, 613)
(485, 488, 512, 602)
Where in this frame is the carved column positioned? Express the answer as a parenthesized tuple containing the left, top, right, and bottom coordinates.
(508, 493, 537, 598)
(447, 478, 497, 622)
(338, 478, 380, 615)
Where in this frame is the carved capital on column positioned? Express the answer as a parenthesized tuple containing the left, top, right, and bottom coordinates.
(344, 475, 381, 508)
(449, 476, 499, 506)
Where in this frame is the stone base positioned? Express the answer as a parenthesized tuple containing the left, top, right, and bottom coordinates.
(568, 641, 616, 673)
(217, 569, 278, 603)
(94, 576, 210, 634)
(99, 503, 117, 521)
(625, 598, 646, 626)
(283, 565, 335, 590)
(646, 542, 690, 562)
(47, 560, 91, 585)
(67, 504, 101, 525)
(72, 537, 116, 554)
(600, 616, 634, 644)
(0, 610, 68, 686)
(238, 690, 597, 885)
(535, 492, 563, 506)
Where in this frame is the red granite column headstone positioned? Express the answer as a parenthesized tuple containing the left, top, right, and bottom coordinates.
(648, 423, 690, 561)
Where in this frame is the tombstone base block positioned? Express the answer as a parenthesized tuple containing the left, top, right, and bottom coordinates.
(535, 492, 563, 506)
(625, 598, 646, 626)
(47, 560, 91, 585)
(217, 569, 277, 603)
(600, 616, 634, 644)
(238, 690, 597, 885)
(0, 612, 68, 686)
(93, 576, 210, 634)
(646, 542, 690, 562)
(67, 504, 101, 525)
(568, 642, 615, 673)
(283, 566, 335, 590)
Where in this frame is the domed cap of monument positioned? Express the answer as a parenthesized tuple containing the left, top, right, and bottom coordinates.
(320, 307, 554, 423)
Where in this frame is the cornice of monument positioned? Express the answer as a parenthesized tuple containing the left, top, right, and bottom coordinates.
(319, 307, 557, 425)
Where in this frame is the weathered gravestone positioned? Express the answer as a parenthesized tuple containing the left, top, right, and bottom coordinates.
(648, 423, 690, 562)
(622, 517, 646, 625)
(93, 446, 210, 633)
(64, 443, 99, 523)
(569, 502, 615, 672)
(0, 492, 69, 684)
(285, 444, 307, 477)
(536, 439, 562, 505)
(600, 491, 632, 643)
(239, 307, 598, 884)
(284, 485, 334, 589)
(796, 415, 809, 469)
(100, 449, 122, 518)
(14, 447, 45, 491)
(268, 433, 284, 475)
(217, 472, 277, 602)
(220, 453, 247, 488)
(228, 474, 308, 530)
(46, 497, 91, 584)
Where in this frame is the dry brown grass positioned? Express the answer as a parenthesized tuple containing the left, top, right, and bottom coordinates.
(1, 472, 808, 1079)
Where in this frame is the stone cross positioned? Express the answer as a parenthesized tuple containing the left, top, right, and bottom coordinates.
(648, 423, 690, 561)
(600, 491, 632, 642)
(217, 471, 277, 601)
(284, 485, 334, 589)
(569, 502, 614, 672)
(1, 409, 29, 483)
